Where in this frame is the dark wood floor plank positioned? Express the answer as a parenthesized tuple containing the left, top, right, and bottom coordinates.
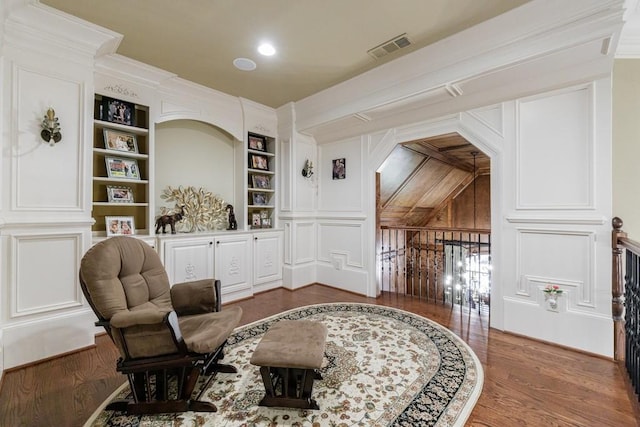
(0, 285, 637, 426)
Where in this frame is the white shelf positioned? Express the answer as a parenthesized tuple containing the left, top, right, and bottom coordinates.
(93, 176, 149, 184)
(248, 188, 275, 193)
(248, 205, 275, 209)
(248, 148, 275, 157)
(93, 119, 149, 135)
(93, 148, 149, 160)
(93, 202, 149, 207)
(248, 168, 275, 175)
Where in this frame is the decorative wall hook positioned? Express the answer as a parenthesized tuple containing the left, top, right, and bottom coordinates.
(302, 159, 314, 178)
(41, 107, 62, 146)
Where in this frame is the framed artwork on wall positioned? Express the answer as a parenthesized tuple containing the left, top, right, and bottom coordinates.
(105, 216, 135, 236)
(332, 158, 346, 180)
(103, 129, 138, 153)
(105, 157, 141, 180)
(100, 96, 135, 126)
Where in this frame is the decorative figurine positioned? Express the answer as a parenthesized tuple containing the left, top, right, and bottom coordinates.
(155, 206, 185, 234)
(226, 204, 237, 230)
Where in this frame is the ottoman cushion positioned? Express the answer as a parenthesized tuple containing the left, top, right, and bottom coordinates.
(250, 320, 327, 369)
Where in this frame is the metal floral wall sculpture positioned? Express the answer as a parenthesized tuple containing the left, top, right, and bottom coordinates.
(159, 185, 227, 232)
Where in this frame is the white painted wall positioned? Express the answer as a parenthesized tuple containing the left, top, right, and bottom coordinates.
(155, 120, 237, 213)
(613, 59, 640, 239)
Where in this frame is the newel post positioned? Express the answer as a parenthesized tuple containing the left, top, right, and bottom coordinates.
(612, 217, 626, 362)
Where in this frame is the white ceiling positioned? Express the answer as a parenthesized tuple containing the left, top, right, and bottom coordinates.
(39, 0, 531, 108)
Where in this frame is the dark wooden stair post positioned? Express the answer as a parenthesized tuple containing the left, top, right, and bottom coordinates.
(612, 216, 626, 362)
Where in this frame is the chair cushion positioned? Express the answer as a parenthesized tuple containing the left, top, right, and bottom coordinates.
(179, 306, 243, 354)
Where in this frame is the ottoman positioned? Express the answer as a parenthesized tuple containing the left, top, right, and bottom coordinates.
(249, 320, 327, 409)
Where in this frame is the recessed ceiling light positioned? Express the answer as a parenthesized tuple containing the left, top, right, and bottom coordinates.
(258, 43, 276, 56)
(233, 57, 257, 71)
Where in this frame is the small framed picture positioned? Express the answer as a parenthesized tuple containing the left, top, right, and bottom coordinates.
(106, 185, 134, 203)
(252, 174, 271, 189)
(332, 158, 346, 180)
(249, 154, 269, 171)
(252, 193, 267, 205)
(105, 157, 141, 180)
(105, 216, 135, 236)
(103, 129, 138, 153)
(248, 133, 266, 151)
(101, 96, 135, 126)
(261, 218, 271, 228)
(251, 213, 261, 228)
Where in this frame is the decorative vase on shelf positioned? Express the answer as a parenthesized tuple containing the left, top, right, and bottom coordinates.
(546, 294, 558, 309)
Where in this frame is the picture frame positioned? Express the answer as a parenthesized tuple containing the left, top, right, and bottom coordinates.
(248, 133, 267, 151)
(249, 154, 269, 171)
(332, 158, 346, 180)
(252, 193, 267, 205)
(100, 96, 135, 126)
(252, 174, 271, 189)
(261, 217, 271, 228)
(105, 216, 135, 236)
(103, 129, 138, 153)
(106, 185, 134, 203)
(105, 156, 141, 180)
(251, 213, 261, 228)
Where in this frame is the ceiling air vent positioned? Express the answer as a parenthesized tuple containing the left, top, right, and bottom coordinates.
(367, 33, 412, 59)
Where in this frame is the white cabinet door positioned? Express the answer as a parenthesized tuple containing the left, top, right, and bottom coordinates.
(163, 237, 214, 285)
(253, 231, 283, 286)
(214, 234, 252, 301)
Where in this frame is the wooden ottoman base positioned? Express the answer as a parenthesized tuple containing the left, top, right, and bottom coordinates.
(258, 366, 323, 409)
(250, 320, 327, 410)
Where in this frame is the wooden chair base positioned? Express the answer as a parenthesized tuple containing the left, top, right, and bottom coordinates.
(105, 398, 217, 414)
(258, 366, 322, 410)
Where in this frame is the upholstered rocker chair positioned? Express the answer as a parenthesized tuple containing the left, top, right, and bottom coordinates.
(79, 236, 243, 415)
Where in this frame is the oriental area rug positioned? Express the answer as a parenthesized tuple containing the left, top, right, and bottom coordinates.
(86, 303, 483, 427)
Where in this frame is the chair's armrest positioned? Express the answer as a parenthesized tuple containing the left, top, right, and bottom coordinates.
(170, 279, 221, 315)
(110, 307, 171, 328)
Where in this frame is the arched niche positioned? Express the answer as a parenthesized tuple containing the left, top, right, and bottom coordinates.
(154, 119, 240, 215)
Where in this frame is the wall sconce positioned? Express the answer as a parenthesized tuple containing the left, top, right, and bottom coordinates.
(40, 107, 61, 146)
(302, 159, 314, 178)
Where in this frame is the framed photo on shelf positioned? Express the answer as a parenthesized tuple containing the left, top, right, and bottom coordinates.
(100, 96, 135, 126)
(261, 218, 271, 228)
(103, 129, 138, 153)
(248, 133, 266, 151)
(252, 193, 267, 205)
(252, 174, 271, 189)
(105, 216, 135, 236)
(105, 156, 141, 180)
(249, 154, 269, 170)
(251, 213, 261, 228)
(106, 185, 134, 203)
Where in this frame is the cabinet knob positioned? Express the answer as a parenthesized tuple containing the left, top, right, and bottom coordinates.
(209, 241, 213, 246)
(216, 241, 220, 246)
(254, 237, 258, 241)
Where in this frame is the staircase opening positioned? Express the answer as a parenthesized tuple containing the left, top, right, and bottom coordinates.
(376, 132, 491, 314)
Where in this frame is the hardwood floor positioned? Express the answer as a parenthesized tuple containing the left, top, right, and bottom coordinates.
(0, 284, 637, 426)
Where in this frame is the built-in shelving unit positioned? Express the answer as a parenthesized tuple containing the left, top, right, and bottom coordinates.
(246, 132, 276, 229)
(92, 95, 150, 236)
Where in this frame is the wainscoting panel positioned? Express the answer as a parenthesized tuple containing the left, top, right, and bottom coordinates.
(10, 232, 84, 317)
(516, 85, 593, 210)
(317, 221, 364, 268)
(294, 221, 316, 264)
(516, 228, 594, 310)
(13, 64, 84, 211)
